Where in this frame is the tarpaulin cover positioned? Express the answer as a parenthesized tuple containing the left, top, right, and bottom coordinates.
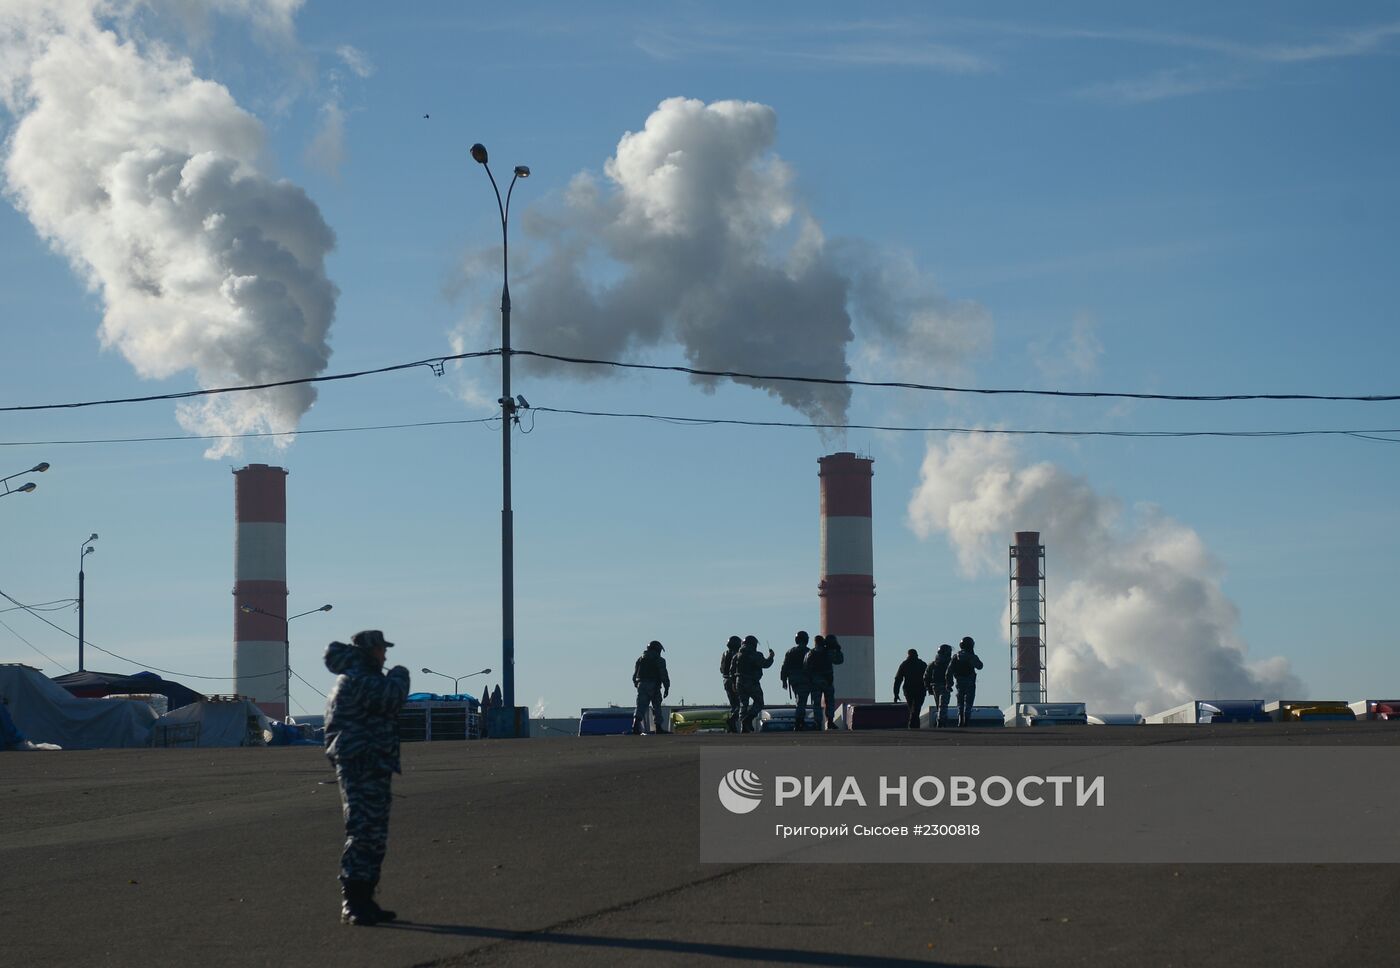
(0, 664, 156, 749)
(53, 669, 202, 711)
(151, 699, 271, 748)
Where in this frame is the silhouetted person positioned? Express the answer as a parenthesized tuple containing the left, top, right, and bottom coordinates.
(735, 635, 774, 733)
(631, 640, 670, 734)
(924, 644, 954, 728)
(324, 630, 410, 926)
(804, 634, 845, 730)
(893, 648, 928, 728)
(949, 636, 984, 727)
(780, 630, 813, 729)
(720, 635, 742, 732)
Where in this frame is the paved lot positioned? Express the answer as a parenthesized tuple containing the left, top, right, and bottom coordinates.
(3, 724, 1398, 967)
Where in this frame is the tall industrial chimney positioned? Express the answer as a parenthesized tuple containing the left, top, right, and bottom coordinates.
(233, 464, 289, 718)
(1010, 531, 1046, 705)
(818, 452, 876, 704)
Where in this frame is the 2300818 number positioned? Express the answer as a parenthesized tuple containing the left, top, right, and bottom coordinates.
(913, 824, 980, 837)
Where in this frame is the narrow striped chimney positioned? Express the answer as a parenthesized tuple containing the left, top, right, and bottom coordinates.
(233, 464, 288, 718)
(1010, 531, 1046, 705)
(818, 452, 876, 704)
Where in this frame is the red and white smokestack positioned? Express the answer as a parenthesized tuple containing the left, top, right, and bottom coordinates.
(233, 464, 289, 719)
(818, 452, 875, 704)
(1010, 531, 1046, 705)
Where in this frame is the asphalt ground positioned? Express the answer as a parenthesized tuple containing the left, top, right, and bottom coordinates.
(3, 724, 1399, 968)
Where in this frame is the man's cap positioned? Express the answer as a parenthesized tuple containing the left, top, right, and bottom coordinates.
(959, 636, 975, 648)
(351, 630, 394, 650)
(726, 635, 741, 648)
(795, 630, 809, 645)
(938, 643, 952, 652)
(742, 635, 759, 646)
(647, 640, 664, 652)
(908, 648, 918, 657)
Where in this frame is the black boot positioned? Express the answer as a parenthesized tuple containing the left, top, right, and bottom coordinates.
(367, 877, 397, 923)
(340, 877, 377, 926)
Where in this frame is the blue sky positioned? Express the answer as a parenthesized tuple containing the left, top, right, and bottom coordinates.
(1, 1, 1398, 718)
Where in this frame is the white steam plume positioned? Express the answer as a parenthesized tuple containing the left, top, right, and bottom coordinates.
(907, 435, 1303, 712)
(1, 1, 336, 458)
(454, 97, 988, 426)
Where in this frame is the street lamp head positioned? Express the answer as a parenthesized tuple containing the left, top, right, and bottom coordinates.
(470, 143, 489, 165)
(239, 604, 254, 614)
(17, 482, 36, 494)
(513, 165, 530, 178)
(319, 604, 333, 612)
(87, 533, 98, 542)
(421, 667, 436, 675)
(31, 462, 49, 473)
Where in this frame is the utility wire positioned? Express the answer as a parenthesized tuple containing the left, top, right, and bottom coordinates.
(4, 408, 1400, 447)
(0, 615, 73, 672)
(0, 350, 501, 413)
(0, 417, 500, 447)
(531, 407, 1400, 441)
(0, 588, 281, 682)
(290, 665, 327, 700)
(4, 344, 1400, 414)
(513, 349, 1400, 403)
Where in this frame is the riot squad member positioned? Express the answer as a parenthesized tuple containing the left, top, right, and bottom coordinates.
(804, 634, 845, 730)
(950, 636, 984, 727)
(720, 635, 743, 733)
(924, 643, 954, 728)
(780, 630, 813, 730)
(735, 635, 775, 733)
(631, 640, 671, 735)
(893, 648, 928, 729)
(324, 630, 411, 926)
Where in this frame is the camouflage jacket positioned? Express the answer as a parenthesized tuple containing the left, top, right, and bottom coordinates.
(323, 642, 411, 772)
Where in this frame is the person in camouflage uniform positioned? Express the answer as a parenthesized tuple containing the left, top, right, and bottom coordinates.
(324, 630, 411, 926)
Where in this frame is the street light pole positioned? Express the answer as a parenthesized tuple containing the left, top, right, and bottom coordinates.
(1, 461, 49, 499)
(471, 142, 530, 731)
(240, 602, 332, 719)
(78, 533, 97, 672)
(421, 666, 492, 696)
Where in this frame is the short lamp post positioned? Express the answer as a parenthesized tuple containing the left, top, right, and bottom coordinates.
(239, 602, 333, 719)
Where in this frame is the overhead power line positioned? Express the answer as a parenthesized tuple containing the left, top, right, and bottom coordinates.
(3, 410, 1399, 448)
(0, 350, 501, 413)
(532, 407, 1400, 442)
(513, 349, 1400, 403)
(3, 345, 1400, 416)
(0, 587, 279, 682)
(0, 417, 499, 447)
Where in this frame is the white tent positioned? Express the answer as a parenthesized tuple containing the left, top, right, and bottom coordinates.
(151, 698, 271, 748)
(0, 664, 156, 749)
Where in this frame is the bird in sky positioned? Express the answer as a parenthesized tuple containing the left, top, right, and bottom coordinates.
(422, 113, 429, 119)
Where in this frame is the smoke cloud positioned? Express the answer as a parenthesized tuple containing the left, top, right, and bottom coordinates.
(908, 435, 1303, 712)
(1, 1, 336, 457)
(454, 97, 989, 426)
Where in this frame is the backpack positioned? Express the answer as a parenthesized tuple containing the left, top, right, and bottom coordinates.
(781, 646, 807, 680)
(950, 652, 975, 677)
(637, 652, 664, 681)
(720, 649, 736, 678)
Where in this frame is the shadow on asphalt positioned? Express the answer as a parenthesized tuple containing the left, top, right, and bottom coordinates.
(382, 921, 981, 966)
